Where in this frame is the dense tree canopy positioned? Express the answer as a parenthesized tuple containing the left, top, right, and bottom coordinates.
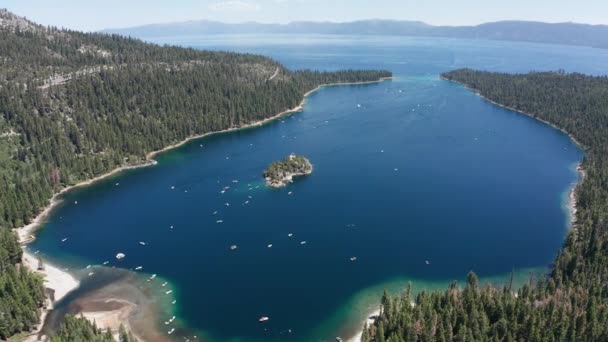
(0, 9, 390, 340)
(364, 70, 608, 341)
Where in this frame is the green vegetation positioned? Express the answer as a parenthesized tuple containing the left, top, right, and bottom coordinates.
(0, 11, 391, 229)
(0, 229, 45, 340)
(363, 69, 608, 341)
(0, 10, 389, 339)
(49, 315, 135, 342)
(263, 154, 313, 187)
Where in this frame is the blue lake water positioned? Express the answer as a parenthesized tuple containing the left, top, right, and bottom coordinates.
(29, 35, 608, 341)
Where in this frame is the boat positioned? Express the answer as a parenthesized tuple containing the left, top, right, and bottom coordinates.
(288, 191, 293, 195)
(216, 220, 223, 223)
(300, 241, 307, 245)
(230, 245, 238, 251)
(139, 241, 146, 246)
(61, 238, 68, 242)
(350, 257, 357, 261)
(288, 233, 293, 237)
(267, 244, 273, 248)
(172, 300, 177, 304)
(162, 282, 168, 287)
(425, 260, 430, 265)
(357, 104, 362, 108)
(166, 290, 173, 295)
(168, 328, 175, 335)
(170, 186, 175, 190)
(135, 266, 143, 270)
(88, 272, 94, 276)
(116, 253, 126, 260)
(336, 338, 344, 342)
(150, 274, 157, 280)
(225, 203, 230, 206)
(169, 316, 176, 322)
(102, 261, 109, 265)
(259, 316, 269, 322)
(86, 265, 91, 269)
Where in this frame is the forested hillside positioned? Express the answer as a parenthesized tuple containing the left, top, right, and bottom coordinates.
(0, 9, 390, 339)
(363, 70, 608, 341)
(0, 9, 390, 229)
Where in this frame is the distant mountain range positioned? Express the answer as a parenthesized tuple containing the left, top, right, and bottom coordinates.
(103, 19, 608, 49)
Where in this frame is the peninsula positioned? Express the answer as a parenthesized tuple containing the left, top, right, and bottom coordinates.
(264, 154, 313, 187)
(0, 9, 390, 342)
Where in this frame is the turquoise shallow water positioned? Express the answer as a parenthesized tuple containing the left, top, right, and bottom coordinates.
(29, 35, 607, 341)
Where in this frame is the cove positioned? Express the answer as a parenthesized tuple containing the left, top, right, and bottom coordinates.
(28, 35, 608, 341)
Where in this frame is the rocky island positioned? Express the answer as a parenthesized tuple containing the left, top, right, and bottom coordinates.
(264, 154, 313, 187)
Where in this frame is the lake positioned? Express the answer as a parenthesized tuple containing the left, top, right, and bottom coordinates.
(29, 35, 608, 341)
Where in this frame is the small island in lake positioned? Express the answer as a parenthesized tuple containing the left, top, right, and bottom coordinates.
(264, 154, 313, 187)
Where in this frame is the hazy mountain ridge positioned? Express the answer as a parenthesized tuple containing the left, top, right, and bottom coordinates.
(104, 19, 608, 49)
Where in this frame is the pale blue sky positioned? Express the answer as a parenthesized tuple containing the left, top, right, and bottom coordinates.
(4, 0, 608, 31)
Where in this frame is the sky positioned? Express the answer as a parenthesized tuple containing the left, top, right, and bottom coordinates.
(3, 0, 608, 31)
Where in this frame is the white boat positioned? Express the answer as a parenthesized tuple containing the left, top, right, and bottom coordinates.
(162, 282, 168, 287)
(225, 203, 230, 206)
(135, 266, 143, 270)
(115, 183, 120, 186)
(166, 290, 173, 295)
(267, 244, 273, 248)
(170, 186, 175, 190)
(150, 274, 157, 280)
(425, 260, 430, 265)
(300, 241, 307, 245)
(88, 272, 94, 276)
(116, 253, 126, 260)
(74, 201, 78, 204)
(288, 191, 293, 195)
(230, 245, 238, 251)
(216, 220, 223, 223)
(169, 316, 176, 322)
(288, 233, 293, 237)
(168, 328, 175, 335)
(172, 300, 177, 304)
(357, 104, 362, 108)
(259, 316, 269, 322)
(350, 257, 357, 261)
(61, 238, 68, 242)
(170, 225, 174, 229)
(86, 265, 92, 269)
(139, 241, 147, 246)
(102, 261, 109, 265)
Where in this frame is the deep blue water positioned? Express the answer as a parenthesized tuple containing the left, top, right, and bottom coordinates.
(29, 35, 607, 341)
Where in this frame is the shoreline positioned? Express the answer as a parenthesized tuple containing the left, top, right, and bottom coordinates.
(441, 77, 587, 151)
(347, 309, 380, 342)
(14, 76, 391, 340)
(442, 76, 587, 230)
(16, 77, 392, 241)
(20, 250, 80, 342)
(345, 77, 587, 342)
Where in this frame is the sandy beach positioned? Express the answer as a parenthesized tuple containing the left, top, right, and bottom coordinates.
(347, 309, 381, 342)
(14, 77, 391, 341)
(20, 251, 80, 342)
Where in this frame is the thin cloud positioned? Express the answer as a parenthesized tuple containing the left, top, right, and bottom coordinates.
(208, 1, 261, 12)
